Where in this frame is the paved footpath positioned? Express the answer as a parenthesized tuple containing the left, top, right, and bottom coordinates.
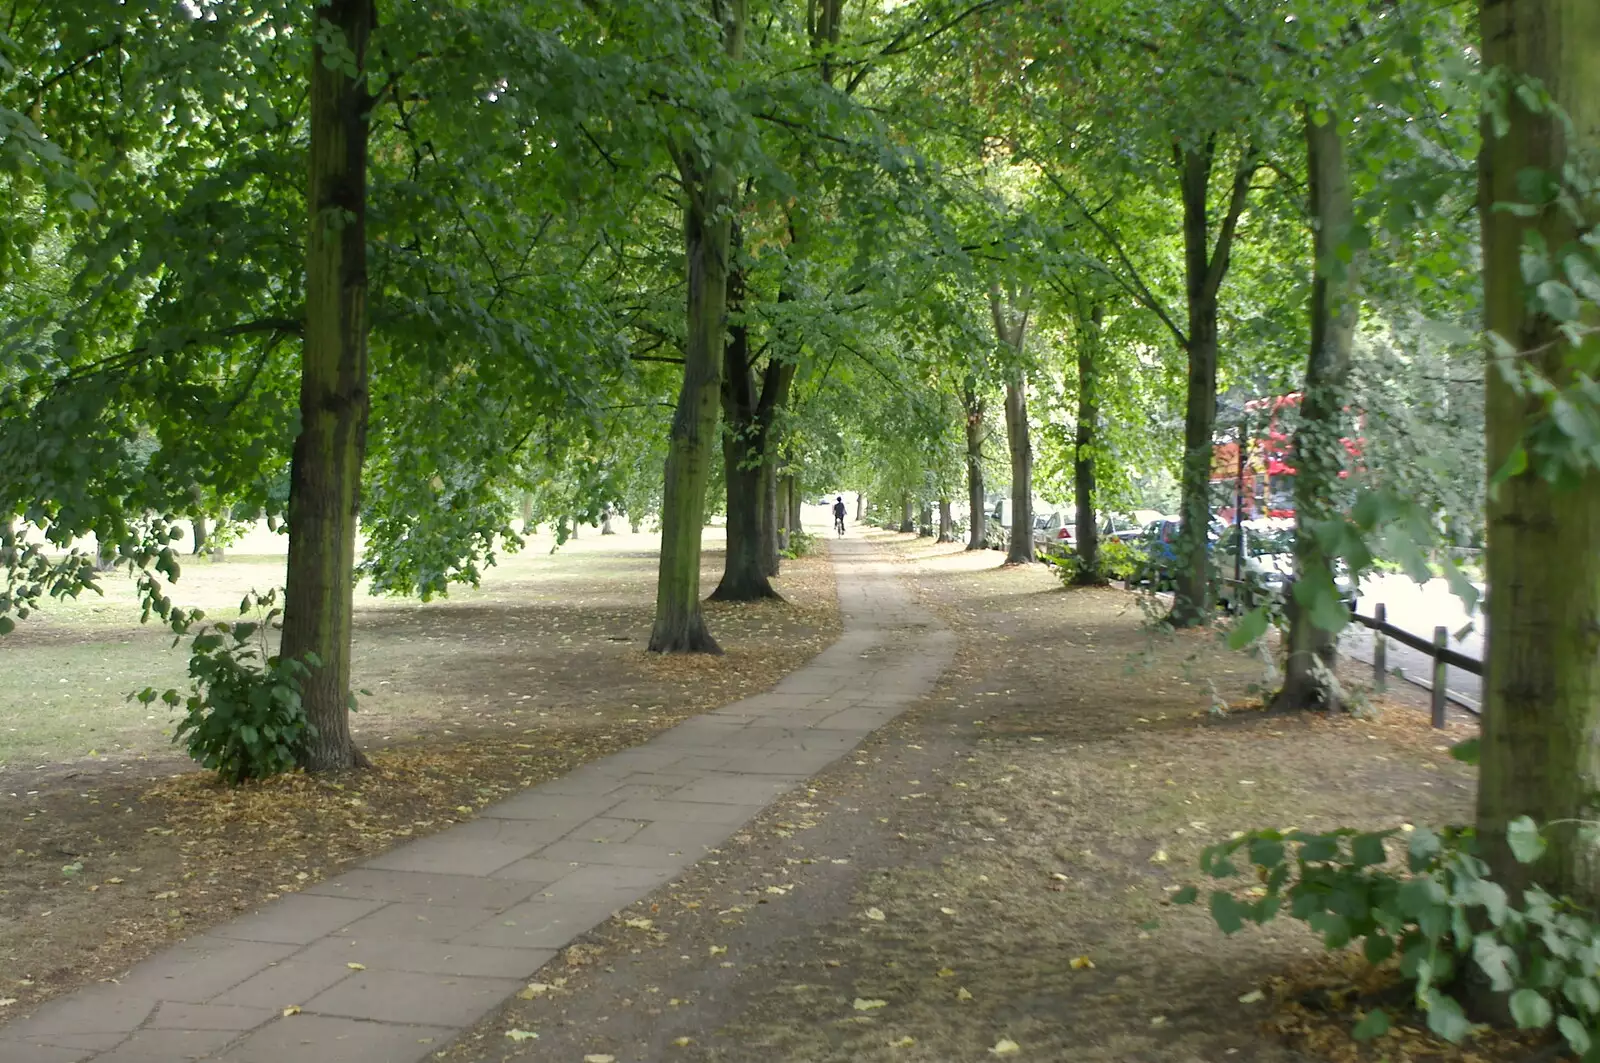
(1, 537, 954, 1063)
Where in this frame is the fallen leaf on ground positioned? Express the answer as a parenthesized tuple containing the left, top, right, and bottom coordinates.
(889, 1036, 915, 1047)
(672, 1036, 692, 1047)
(517, 982, 550, 1000)
(583, 1055, 616, 1063)
(957, 987, 974, 1001)
(281, 1005, 300, 1016)
(937, 967, 956, 978)
(939, 906, 957, 915)
(990, 1038, 1021, 1056)
(1238, 989, 1263, 1004)
(623, 917, 653, 930)
(1070, 956, 1095, 970)
(346, 962, 365, 970)
(505, 1029, 538, 1042)
(864, 907, 886, 921)
(854, 998, 888, 1011)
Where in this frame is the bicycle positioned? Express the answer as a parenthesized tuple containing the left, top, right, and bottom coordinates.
(834, 515, 846, 537)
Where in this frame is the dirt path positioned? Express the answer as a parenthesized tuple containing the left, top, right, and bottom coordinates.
(438, 533, 1478, 1063)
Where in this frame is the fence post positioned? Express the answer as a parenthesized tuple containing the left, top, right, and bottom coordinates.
(1373, 603, 1387, 693)
(1430, 625, 1448, 728)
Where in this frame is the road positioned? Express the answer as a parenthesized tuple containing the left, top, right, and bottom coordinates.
(1342, 573, 1484, 711)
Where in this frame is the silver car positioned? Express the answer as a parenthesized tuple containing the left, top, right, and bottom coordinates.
(1214, 519, 1357, 612)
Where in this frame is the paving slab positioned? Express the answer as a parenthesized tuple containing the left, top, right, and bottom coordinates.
(214, 1014, 455, 1063)
(304, 868, 547, 908)
(1, 537, 952, 1062)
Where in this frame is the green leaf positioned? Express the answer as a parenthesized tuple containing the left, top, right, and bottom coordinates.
(68, 190, 97, 211)
(1351, 1008, 1390, 1041)
(1472, 933, 1517, 992)
(0, 615, 13, 636)
(1507, 816, 1548, 864)
(1509, 988, 1553, 1030)
(1557, 1015, 1592, 1056)
(1210, 890, 1245, 935)
(1351, 833, 1387, 869)
(1424, 990, 1472, 1042)
(1448, 738, 1479, 765)
(1227, 606, 1269, 650)
(1171, 886, 1198, 905)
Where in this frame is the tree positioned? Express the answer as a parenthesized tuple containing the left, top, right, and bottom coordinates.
(1071, 294, 1105, 583)
(1474, 0, 1600, 905)
(276, 0, 378, 771)
(650, 0, 746, 653)
(1273, 109, 1362, 712)
(990, 282, 1036, 564)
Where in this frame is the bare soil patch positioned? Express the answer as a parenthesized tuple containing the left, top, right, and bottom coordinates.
(439, 533, 1511, 1063)
(0, 533, 838, 1021)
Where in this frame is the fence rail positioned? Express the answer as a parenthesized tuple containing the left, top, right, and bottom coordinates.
(1219, 576, 1481, 728)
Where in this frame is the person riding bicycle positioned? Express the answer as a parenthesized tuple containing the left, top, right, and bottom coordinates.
(833, 495, 847, 536)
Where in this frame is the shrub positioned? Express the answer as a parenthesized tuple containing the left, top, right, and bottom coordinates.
(137, 590, 317, 784)
(783, 530, 818, 559)
(1178, 806, 1600, 1054)
(1041, 536, 1142, 585)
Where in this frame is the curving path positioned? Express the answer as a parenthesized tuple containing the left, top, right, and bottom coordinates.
(0, 536, 954, 1063)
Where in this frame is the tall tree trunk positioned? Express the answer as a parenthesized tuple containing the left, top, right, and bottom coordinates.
(760, 458, 780, 574)
(191, 515, 208, 557)
(520, 492, 534, 533)
(1274, 110, 1362, 712)
(786, 476, 801, 535)
(964, 376, 986, 551)
(651, 0, 744, 652)
(601, 508, 616, 535)
(898, 494, 914, 533)
(711, 234, 780, 602)
(1169, 142, 1255, 627)
(281, 0, 374, 773)
(1475, 0, 1600, 907)
(1073, 301, 1104, 585)
(937, 499, 955, 543)
(991, 285, 1035, 565)
(0, 514, 16, 568)
(855, 494, 864, 521)
(918, 499, 933, 538)
(1003, 376, 1034, 563)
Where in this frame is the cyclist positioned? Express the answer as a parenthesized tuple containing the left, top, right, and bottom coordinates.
(833, 495, 847, 536)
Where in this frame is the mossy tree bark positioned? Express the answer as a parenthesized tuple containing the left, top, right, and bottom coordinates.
(1072, 299, 1104, 585)
(651, 0, 743, 652)
(1274, 110, 1362, 712)
(1169, 143, 1256, 626)
(1475, 0, 1600, 906)
(990, 284, 1034, 565)
(898, 493, 914, 533)
(937, 499, 955, 543)
(918, 500, 933, 538)
(280, 0, 375, 772)
(963, 374, 986, 551)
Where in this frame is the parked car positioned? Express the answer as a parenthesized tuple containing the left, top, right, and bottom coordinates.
(1034, 510, 1074, 552)
(1214, 519, 1358, 612)
(1133, 517, 1185, 587)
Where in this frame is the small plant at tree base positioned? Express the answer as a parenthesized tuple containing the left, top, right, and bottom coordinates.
(135, 589, 318, 784)
(1176, 787, 1600, 1057)
(783, 530, 818, 559)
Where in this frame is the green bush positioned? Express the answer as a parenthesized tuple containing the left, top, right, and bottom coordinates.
(783, 530, 818, 559)
(1041, 536, 1143, 585)
(137, 590, 317, 784)
(1178, 805, 1600, 1055)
